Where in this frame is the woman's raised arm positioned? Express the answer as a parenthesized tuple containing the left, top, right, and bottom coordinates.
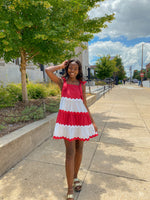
(45, 60, 68, 89)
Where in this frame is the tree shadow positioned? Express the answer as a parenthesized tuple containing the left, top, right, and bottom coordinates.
(76, 111, 149, 199)
(0, 156, 68, 200)
(0, 110, 148, 200)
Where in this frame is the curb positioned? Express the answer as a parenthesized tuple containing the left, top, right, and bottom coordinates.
(0, 86, 112, 177)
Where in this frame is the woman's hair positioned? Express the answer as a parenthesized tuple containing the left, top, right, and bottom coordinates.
(63, 59, 83, 80)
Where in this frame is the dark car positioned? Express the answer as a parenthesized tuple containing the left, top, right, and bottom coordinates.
(104, 78, 114, 84)
(132, 79, 138, 83)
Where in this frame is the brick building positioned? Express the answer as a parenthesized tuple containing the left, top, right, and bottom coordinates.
(146, 63, 150, 71)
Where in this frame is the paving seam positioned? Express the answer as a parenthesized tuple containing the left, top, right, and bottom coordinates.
(94, 141, 150, 149)
(134, 104, 150, 136)
(128, 88, 150, 135)
(88, 169, 148, 182)
(24, 158, 65, 167)
(99, 97, 116, 143)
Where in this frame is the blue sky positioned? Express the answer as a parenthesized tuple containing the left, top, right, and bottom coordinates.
(88, 0, 150, 77)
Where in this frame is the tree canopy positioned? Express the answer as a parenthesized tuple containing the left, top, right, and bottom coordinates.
(113, 55, 126, 80)
(133, 70, 141, 80)
(95, 55, 118, 80)
(0, 0, 114, 64)
(0, 0, 114, 102)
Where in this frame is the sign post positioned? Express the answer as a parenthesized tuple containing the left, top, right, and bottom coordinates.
(140, 72, 144, 87)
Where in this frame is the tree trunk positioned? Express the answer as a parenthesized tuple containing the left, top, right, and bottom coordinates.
(20, 51, 28, 103)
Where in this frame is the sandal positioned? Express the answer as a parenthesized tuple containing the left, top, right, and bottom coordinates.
(73, 178, 82, 192)
(66, 193, 74, 200)
(67, 188, 74, 200)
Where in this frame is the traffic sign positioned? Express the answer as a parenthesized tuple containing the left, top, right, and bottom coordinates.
(140, 73, 144, 77)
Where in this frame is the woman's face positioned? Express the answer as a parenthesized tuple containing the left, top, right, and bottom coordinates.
(68, 62, 79, 78)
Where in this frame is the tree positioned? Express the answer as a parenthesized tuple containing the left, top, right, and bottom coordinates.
(95, 55, 118, 80)
(113, 55, 126, 80)
(133, 70, 140, 80)
(0, 0, 114, 103)
(147, 69, 150, 79)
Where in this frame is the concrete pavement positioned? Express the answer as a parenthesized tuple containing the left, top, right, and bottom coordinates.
(0, 84, 150, 200)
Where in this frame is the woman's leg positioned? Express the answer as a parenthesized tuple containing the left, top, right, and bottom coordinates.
(64, 140, 75, 197)
(74, 140, 84, 179)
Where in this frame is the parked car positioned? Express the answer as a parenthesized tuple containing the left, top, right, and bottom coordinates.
(104, 78, 114, 84)
(132, 79, 138, 83)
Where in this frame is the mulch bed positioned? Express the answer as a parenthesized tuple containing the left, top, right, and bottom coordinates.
(0, 97, 59, 138)
(0, 94, 92, 138)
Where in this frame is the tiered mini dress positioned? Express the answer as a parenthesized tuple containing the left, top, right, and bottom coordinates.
(53, 78, 98, 141)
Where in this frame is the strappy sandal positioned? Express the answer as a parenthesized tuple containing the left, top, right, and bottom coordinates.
(66, 193, 74, 200)
(73, 178, 82, 192)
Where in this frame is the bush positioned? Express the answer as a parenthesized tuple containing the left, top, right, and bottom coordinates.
(5, 116, 20, 123)
(5, 106, 44, 123)
(0, 82, 60, 109)
(48, 89, 58, 96)
(0, 83, 22, 108)
(27, 82, 47, 99)
(5, 106, 45, 123)
(0, 85, 16, 107)
(95, 80, 106, 85)
(46, 83, 60, 96)
(6, 83, 22, 101)
(0, 124, 6, 131)
(46, 101, 59, 113)
(21, 105, 44, 121)
(27, 82, 60, 99)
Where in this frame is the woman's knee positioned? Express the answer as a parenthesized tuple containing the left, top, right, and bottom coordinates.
(65, 140, 75, 160)
(75, 141, 84, 153)
(66, 148, 75, 160)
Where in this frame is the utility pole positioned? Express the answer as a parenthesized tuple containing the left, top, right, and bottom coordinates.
(141, 44, 144, 87)
(130, 66, 132, 84)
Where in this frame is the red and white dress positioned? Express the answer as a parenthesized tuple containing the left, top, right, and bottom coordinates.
(53, 78, 98, 141)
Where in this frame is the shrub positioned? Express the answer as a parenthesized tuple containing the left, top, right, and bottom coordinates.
(48, 89, 58, 96)
(21, 106, 44, 121)
(46, 83, 60, 96)
(6, 83, 22, 101)
(0, 124, 6, 131)
(95, 81, 106, 85)
(0, 82, 60, 109)
(0, 85, 16, 107)
(27, 82, 47, 99)
(5, 116, 20, 123)
(5, 105, 45, 124)
(46, 101, 59, 113)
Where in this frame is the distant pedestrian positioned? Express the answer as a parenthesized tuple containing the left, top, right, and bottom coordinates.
(138, 80, 141, 86)
(123, 79, 126, 84)
(46, 59, 98, 200)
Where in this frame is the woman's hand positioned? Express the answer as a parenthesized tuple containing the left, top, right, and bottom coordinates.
(61, 60, 68, 69)
(93, 122, 98, 133)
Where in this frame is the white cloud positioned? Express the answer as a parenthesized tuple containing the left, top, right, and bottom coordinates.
(88, 0, 150, 76)
(89, 41, 150, 76)
(89, 0, 150, 39)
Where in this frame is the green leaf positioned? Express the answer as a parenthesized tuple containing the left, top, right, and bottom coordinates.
(0, 32, 6, 39)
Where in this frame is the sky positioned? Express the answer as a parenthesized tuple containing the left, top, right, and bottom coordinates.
(88, 0, 150, 77)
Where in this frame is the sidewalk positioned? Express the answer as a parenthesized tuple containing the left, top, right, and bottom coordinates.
(0, 84, 150, 200)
